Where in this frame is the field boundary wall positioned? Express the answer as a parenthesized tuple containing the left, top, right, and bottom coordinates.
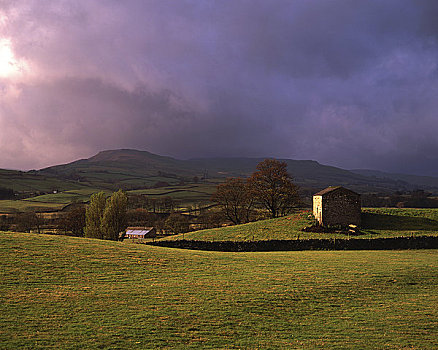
(144, 236, 438, 251)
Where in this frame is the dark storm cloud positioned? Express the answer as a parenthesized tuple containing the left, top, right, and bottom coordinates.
(1, 0, 438, 175)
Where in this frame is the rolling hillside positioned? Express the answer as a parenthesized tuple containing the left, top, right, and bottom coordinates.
(37, 149, 438, 193)
(2, 149, 438, 205)
(0, 169, 89, 193)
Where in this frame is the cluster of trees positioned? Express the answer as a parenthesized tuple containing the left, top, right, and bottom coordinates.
(3, 206, 86, 236)
(125, 208, 190, 234)
(164, 213, 190, 235)
(59, 206, 86, 236)
(128, 195, 177, 213)
(4, 201, 192, 237)
(212, 178, 253, 225)
(4, 159, 300, 238)
(84, 190, 192, 239)
(85, 190, 128, 240)
(0, 186, 15, 200)
(2, 212, 44, 233)
(212, 159, 300, 224)
(0, 215, 9, 231)
(15, 212, 44, 233)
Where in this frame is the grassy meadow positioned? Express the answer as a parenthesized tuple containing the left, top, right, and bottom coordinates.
(1, 232, 437, 349)
(362, 208, 438, 234)
(164, 208, 438, 241)
(165, 210, 315, 241)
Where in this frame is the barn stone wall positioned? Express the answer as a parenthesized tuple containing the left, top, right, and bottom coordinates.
(322, 189, 361, 227)
(313, 195, 323, 225)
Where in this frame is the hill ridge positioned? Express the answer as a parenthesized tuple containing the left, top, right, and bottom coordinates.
(2, 149, 438, 195)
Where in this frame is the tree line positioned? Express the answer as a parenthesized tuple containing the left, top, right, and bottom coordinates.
(0, 186, 15, 200)
(2, 200, 194, 239)
(84, 190, 128, 240)
(4, 159, 300, 240)
(211, 159, 300, 224)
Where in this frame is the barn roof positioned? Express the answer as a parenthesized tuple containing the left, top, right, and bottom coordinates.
(313, 186, 359, 196)
(126, 227, 154, 236)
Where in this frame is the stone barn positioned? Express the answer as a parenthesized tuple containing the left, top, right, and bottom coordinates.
(313, 186, 361, 227)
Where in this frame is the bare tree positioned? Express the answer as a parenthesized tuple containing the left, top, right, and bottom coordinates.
(197, 209, 224, 229)
(126, 208, 157, 227)
(212, 178, 254, 225)
(60, 206, 86, 236)
(164, 213, 190, 234)
(248, 159, 299, 218)
(16, 211, 43, 233)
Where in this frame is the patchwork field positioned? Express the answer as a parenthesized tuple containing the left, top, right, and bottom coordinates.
(1, 233, 437, 349)
(0, 189, 108, 213)
(0, 183, 218, 213)
(163, 208, 438, 241)
(0, 169, 87, 193)
(128, 183, 218, 210)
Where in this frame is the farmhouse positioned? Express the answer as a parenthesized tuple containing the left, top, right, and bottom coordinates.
(313, 186, 361, 227)
(125, 227, 156, 239)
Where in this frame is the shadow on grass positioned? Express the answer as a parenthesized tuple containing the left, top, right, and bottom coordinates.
(362, 212, 438, 231)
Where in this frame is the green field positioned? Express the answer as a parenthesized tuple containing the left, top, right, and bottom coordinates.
(127, 183, 218, 209)
(0, 189, 106, 213)
(0, 183, 218, 213)
(128, 183, 217, 196)
(164, 208, 438, 241)
(0, 200, 66, 213)
(23, 189, 114, 204)
(362, 208, 438, 233)
(0, 169, 87, 193)
(0, 233, 437, 349)
(164, 210, 315, 241)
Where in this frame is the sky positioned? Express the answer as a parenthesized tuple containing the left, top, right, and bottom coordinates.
(1, 0, 438, 176)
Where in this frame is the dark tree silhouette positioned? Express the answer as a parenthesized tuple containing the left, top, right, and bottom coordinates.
(164, 213, 190, 234)
(248, 159, 299, 218)
(60, 206, 86, 236)
(212, 178, 253, 225)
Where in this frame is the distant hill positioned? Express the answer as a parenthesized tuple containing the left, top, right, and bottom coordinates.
(2, 149, 438, 195)
(38, 149, 383, 192)
(351, 169, 438, 189)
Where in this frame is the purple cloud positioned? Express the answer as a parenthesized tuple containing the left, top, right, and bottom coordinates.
(0, 0, 437, 175)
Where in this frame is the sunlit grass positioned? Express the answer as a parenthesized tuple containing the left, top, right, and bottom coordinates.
(1, 232, 437, 349)
(164, 208, 438, 241)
